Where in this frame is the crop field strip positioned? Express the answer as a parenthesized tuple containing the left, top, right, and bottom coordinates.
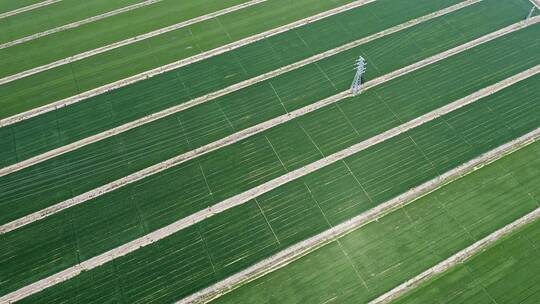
(393, 218, 540, 304)
(207, 138, 540, 304)
(0, 0, 270, 86)
(0, 0, 163, 47)
(0, 0, 474, 120)
(2, 5, 536, 233)
(2, 13, 534, 233)
(0, 0, 266, 82)
(1, 27, 539, 300)
(0, 0, 540, 302)
(0, 0, 490, 171)
(0, 0, 266, 79)
(3, 69, 539, 303)
(371, 209, 540, 304)
(7, 6, 487, 183)
(180, 127, 540, 304)
(0, 0, 359, 87)
(0, 0, 60, 18)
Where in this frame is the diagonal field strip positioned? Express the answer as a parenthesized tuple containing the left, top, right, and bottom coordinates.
(531, 0, 540, 9)
(369, 207, 540, 304)
(0, 0, 378, 125)
(0, 0, 61, 20)
(3, 125, 539, 304)
(0, 19, 537, 235)
(0, 0, 164, 50)
(0, 0, 267, 83)
(179, 131, 540, 304)
(0, 0, 482, 177)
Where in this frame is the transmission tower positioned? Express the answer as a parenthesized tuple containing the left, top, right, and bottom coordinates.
(527, 5, 536, 21)
(351, 56, 367, 96)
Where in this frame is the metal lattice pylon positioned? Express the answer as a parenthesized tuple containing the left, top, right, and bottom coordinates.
(527, 5, 536, 21)
(351, 56, 367, 96)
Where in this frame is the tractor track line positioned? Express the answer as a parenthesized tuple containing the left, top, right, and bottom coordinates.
(0, 0, 61, 20)
(1, 26, 538, 236)
(3, 126, 539, 303)
(0, 0, 378, 125)
(0, 0, 164, 50)
(0, 0, 482, 177)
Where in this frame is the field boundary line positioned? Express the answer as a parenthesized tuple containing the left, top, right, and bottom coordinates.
(1, 24, 538, 235)
(0, 0, 267, 84)
(530, 0, 540, 9)
(3, 125, 539, 303)
(0, 0, 379, 125)
(369, 207, 540, 304)
(0, 0, 164, 50)
(0, 0, 481, 177)
(0, 0, 61, 20)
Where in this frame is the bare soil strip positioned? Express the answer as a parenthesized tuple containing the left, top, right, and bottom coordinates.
(369, 207, 540, 304)
(3, 126, 539, 303)
(1, 27, 538, 235)
(0, 0, 378, 125)
(0, 0, 61, 20)
(0, 0, 163, 50)
(0, 0, 267, 85)
(0, 0, 481, 177)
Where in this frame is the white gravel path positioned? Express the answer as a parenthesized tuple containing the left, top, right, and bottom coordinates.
(0, 0, 61, 20)
(0, 0, 481, 177)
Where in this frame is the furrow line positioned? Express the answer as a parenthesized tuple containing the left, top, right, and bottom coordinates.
(0, 0, 481, 177)
(0, 0, 377, 125)
(0, 0, 61, 20)
(4, 125, 539, 304)
(180, 129, 540, 304)
(0, 0, 164, 50)
(369, 207, 540, 304)
(1, 26, 538, 235)
(0, 0, 267, 83)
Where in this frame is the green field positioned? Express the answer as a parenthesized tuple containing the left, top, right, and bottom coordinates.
(1, 16, 538, 228)
(211, 133, 540, 304)
(394, 219, 540, 304)
(0, 0, 480, 118)
(1, 0, 539, 302)
(0, 0, 45, 14)
(12, 73, 539, 303)
(0, 0, 486, 165)
(0, 0, 257, 78)
(1, 0, 532, 166)
(2, 67, 538, 298)
(0, 0, 150, 44)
